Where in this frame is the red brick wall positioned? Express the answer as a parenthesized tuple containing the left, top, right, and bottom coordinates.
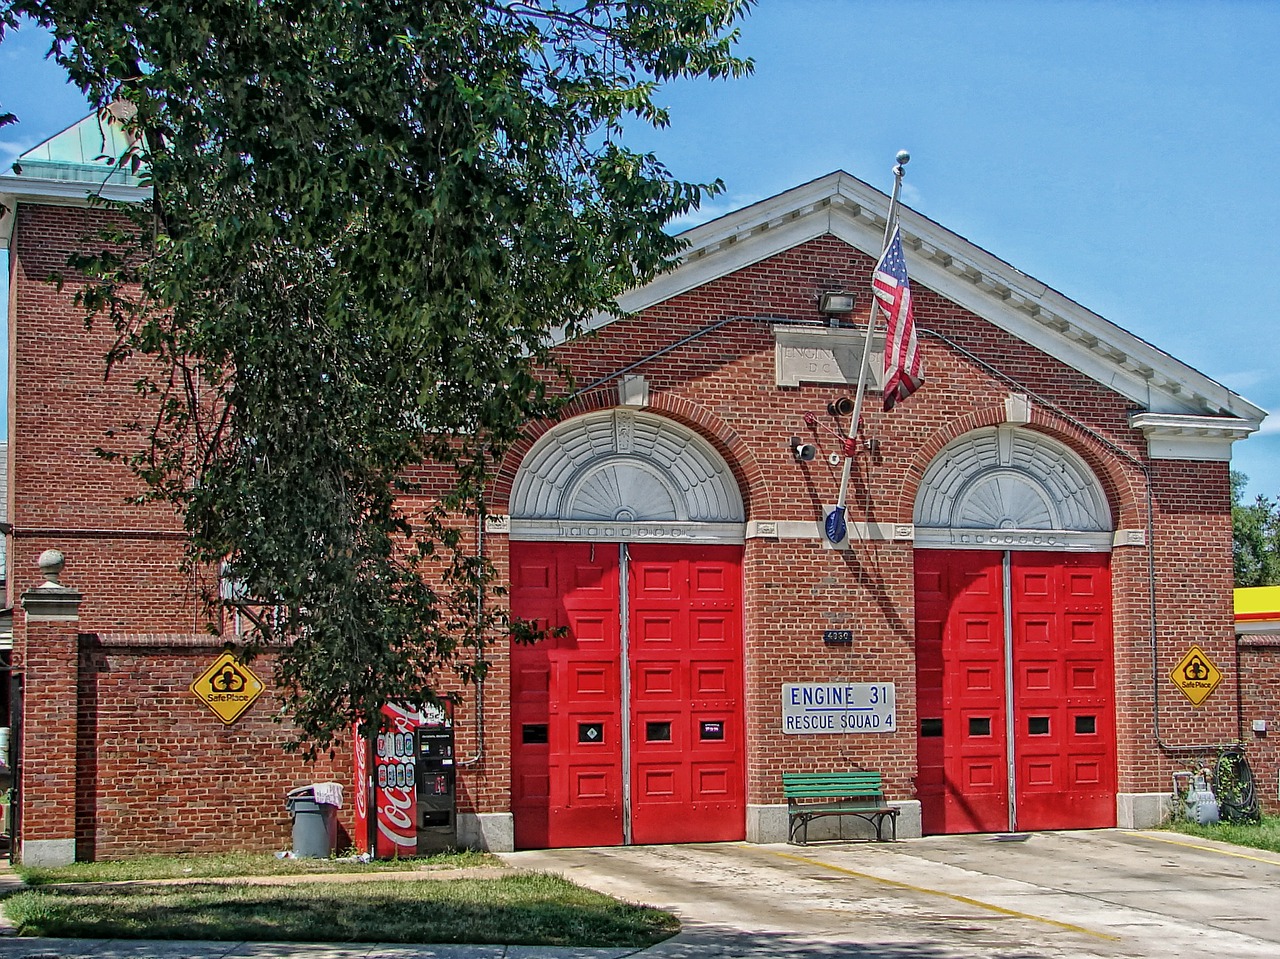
(1237, 640, 1280, 816)
(76, 637, 351, 859)
(490, 233, 1242, 804)
(10, 199, 1248, 855)
(21, 614, 80, 853)
(9, 202, 360, 857)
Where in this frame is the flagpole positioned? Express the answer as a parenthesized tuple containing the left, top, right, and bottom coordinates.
(829, 148, 911, 537)
(826, 151, 909, 544)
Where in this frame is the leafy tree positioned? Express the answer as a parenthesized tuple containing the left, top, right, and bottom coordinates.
(0, 0, 753, 751)
(1232, 470, 1280, 587)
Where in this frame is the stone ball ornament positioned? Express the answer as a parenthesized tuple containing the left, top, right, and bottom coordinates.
(38, 548, 66, 585)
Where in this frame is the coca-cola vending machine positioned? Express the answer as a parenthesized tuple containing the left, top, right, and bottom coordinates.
(353, 701, 456, 857)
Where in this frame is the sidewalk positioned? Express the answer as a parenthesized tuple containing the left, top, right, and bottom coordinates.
(0, 941, 651, 958)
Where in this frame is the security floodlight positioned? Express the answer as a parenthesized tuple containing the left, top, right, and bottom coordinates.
(818, 292, 856, 314)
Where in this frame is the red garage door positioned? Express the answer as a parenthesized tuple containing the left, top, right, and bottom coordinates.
(915, 550, 1115, 834)
(510, 542, 744, 849)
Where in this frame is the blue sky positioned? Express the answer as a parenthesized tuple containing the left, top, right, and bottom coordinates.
(3, 0, 1279, 493)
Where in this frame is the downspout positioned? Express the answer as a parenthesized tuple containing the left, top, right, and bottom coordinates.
(456, 507, 486, 767)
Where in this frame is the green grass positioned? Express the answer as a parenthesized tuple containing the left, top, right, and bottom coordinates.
(3, 874, 679, 946)
(1163, 814, 1280, 854)
(17, 849, 494, 886)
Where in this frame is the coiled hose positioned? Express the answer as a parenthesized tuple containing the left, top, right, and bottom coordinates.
(1216, 748, 1262, 824)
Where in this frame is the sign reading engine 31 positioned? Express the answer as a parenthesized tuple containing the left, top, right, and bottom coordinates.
(782, 683, 896, 734)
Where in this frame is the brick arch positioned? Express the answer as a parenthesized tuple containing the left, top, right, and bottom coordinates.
(895, 402, 1146, 532)
(490, 388, 772, 521)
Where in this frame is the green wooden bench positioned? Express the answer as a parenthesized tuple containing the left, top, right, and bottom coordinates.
(782, 771, 900, 844)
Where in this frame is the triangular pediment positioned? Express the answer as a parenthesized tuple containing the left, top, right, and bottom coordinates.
(12, 109, 144, 187)
(588, 171, 1263, 427)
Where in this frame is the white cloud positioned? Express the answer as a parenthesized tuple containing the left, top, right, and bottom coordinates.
(668, 192, 766, 233)
(899, 181, 925, 210)
(1218, 369, 1268, 392)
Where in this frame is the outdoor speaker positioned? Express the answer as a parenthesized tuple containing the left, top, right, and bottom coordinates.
(791, 438, 817, 462)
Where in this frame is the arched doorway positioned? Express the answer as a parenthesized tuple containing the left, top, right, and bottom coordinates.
(913, 426, 1117, 834)
(507, 410, 747, 848)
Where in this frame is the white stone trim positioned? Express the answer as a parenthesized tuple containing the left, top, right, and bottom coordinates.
(914, 528, 1114, 551)
(773, 324, 886, 389)
(21, 837, 76, 867)
(1117, 793, 1172, 830)
(1, 175, 150, 249)
(914, 426, 1112, 543)
(1003, 392, 1032, 424)
(509, 518, 744, 544)
(746, 520, 913, 543)
(456, 812, 514, 852)
(21, 585, 83, 622)
(509, 410, 744, 545)
(1113, 528, 1148, 547)
(1129, 412, 1258, 461)
(746, 804, 789, 843)
(821, 519, 915, 548)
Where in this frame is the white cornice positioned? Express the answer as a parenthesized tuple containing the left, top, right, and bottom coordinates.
(0, 174, 151, 249)
(580, 171, 1265, 428)
(1129, 412, 1259, 461)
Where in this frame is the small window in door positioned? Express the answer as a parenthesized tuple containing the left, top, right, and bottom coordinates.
(1074, 715, 1097, 735)
(522, 723, 548, 744)
(646, 721, 672, 742)
(1028, 716, 1050, 736)
(700, 721, 725, 741)
(920, 718, 943, 737)
(578, 722, 604, 743)
(968, 717, 992, 737)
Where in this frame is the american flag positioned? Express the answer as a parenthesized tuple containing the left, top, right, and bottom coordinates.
(873, 226, 924, 410)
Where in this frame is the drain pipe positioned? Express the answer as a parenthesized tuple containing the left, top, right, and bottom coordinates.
(571, 314, 773, 398)
(456, 506, 487, 768)
(1141, 461, 1240, 753)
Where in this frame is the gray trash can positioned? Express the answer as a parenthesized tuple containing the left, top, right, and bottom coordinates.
(286, 785, 338, 857)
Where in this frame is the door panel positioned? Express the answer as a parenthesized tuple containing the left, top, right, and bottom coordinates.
(1010, 552, 1115, 830)
(511, 543, 623, 848)
(511, 541, 744, 849)
(915, 550, 1008, 834)
(915, 550, 1116, 835)
(629, 545, 745, 844)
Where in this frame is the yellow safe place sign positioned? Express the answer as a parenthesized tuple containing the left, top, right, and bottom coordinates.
(1170, 645, 1222, 707)
(191, 652, 266, 724)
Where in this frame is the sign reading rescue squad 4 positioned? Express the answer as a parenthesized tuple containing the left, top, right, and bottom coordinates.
(782, 683, 896, 734)
(190, 652, 266, 725)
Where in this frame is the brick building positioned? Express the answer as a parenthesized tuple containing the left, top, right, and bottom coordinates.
(1, 115, 1270, 863)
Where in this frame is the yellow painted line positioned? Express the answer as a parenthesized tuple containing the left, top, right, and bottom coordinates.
(1124, 831, 1280, 866)
(758, 846, 1119, 942)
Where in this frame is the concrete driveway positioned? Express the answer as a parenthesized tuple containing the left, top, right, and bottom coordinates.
(503, 829, 1280, 958)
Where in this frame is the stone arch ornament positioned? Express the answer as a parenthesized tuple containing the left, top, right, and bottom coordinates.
(913, 426, 1113, 550)
(509, 409, 746, 543)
